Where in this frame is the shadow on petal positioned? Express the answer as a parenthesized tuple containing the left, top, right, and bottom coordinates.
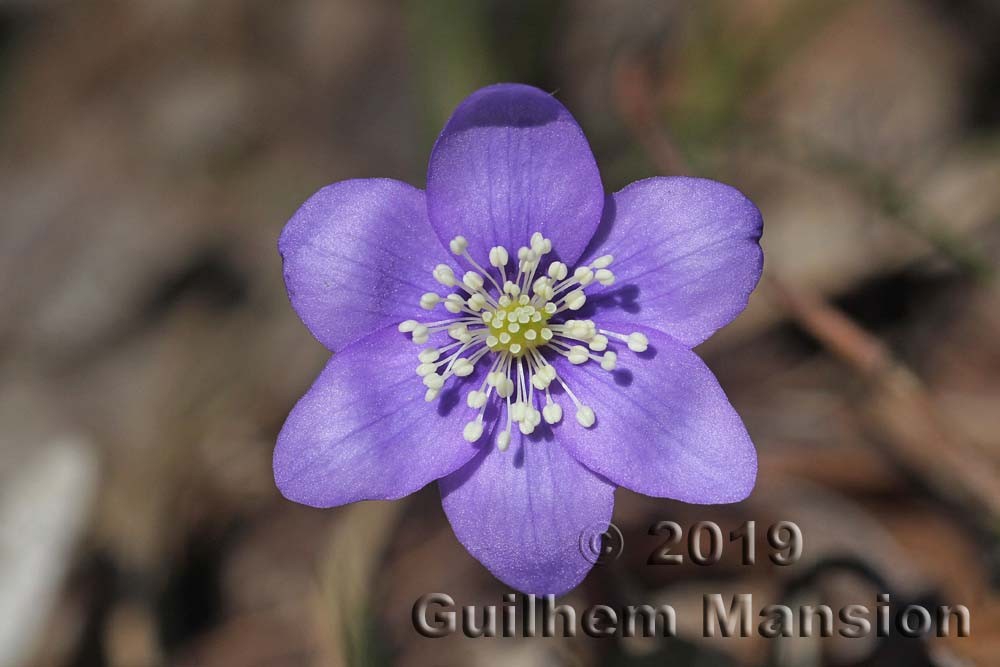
(446, 85, 561, 131)
(612, 369, 633, 387)
(637, 344, 658, 360)
(580, 283, 641, 317)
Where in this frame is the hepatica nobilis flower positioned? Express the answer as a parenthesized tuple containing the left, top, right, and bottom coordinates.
(275, 84, 762, 595)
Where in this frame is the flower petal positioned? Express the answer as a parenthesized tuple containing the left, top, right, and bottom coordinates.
(279, 178, 452, 352)
(274, 325, 482, 507)
(426, 84, 604, 266)
(580, 177, 763, 348)
(554, 325, 756, 503)
(440, 430, 615, 595)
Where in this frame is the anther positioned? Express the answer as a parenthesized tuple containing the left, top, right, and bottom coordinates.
(573, 266, 594, 286)
(463, 420, 484, 442)
(564, 290, 587, 310)
(463, 271, 484, 291)
(467, 390, 487, 408)
(433, 264, 456, 286)
(568, 345, 589, 364)
(444, 294, 465, 314)
(496, 377, 514, 398)
(576, 406, 596, 428)
(453, 358, 474, 377)
(627, 332, 649, 353)
(420, 293, 441, 310)
(467, 293, 487, 310)
(588, 334, 608, 351)
(542, 401, 562, 424)
(412, 325, 429, 344)
(489, 246, 509, 267)
(600, 351, 617, 371)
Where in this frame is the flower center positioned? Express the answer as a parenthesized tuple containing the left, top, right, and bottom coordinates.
(484, 298, 552, 356)
(397, 232, 647, 451)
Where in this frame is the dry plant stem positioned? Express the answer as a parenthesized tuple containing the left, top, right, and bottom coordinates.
(614, 57, 1000, 525)
(766, 276, 1000, 522)
(764, 277, 892, 378)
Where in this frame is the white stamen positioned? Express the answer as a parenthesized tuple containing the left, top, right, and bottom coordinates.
(463, 420, 484, 442)
(547, 261, 568, 280)
(463, 271, 484, 291)
(433, 264, 456, 286)
(573, 266, 594, 286)
(592, 254, 614, 269)
(449, 236, 468, 255)
(489, 246, 509, 267)
(567, 345, 589, 365)
(564, 290, 586, 310)
(530, 372, 549, 390)
(412, 325, 429, 344)
(627, 332, 649, 352)
(453, 358, 474, 377)
(402, 231, 641, 449)
(529, 232, 545, 253)
(444, 294, 465, 314)
(496, 377, 514, 398)
(467, 293, 487, 311)
(420, 292, 441, 310)
(600, 351, 617, 371)
(542, 401, 562, 424)
(576, 406, 596, 428)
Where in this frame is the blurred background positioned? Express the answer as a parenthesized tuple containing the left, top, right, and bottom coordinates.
(1, 0, 999, 665)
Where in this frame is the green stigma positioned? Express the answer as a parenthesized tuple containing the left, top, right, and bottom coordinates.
(483, 296, 553, 356)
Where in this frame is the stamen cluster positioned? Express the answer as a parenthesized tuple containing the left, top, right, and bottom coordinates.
(398, 232, 648, 451)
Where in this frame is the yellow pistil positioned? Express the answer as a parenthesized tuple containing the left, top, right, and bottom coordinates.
(484, 298, 552, 356)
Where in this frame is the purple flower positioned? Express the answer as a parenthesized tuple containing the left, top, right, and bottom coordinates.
(275, 84, 762, 595)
